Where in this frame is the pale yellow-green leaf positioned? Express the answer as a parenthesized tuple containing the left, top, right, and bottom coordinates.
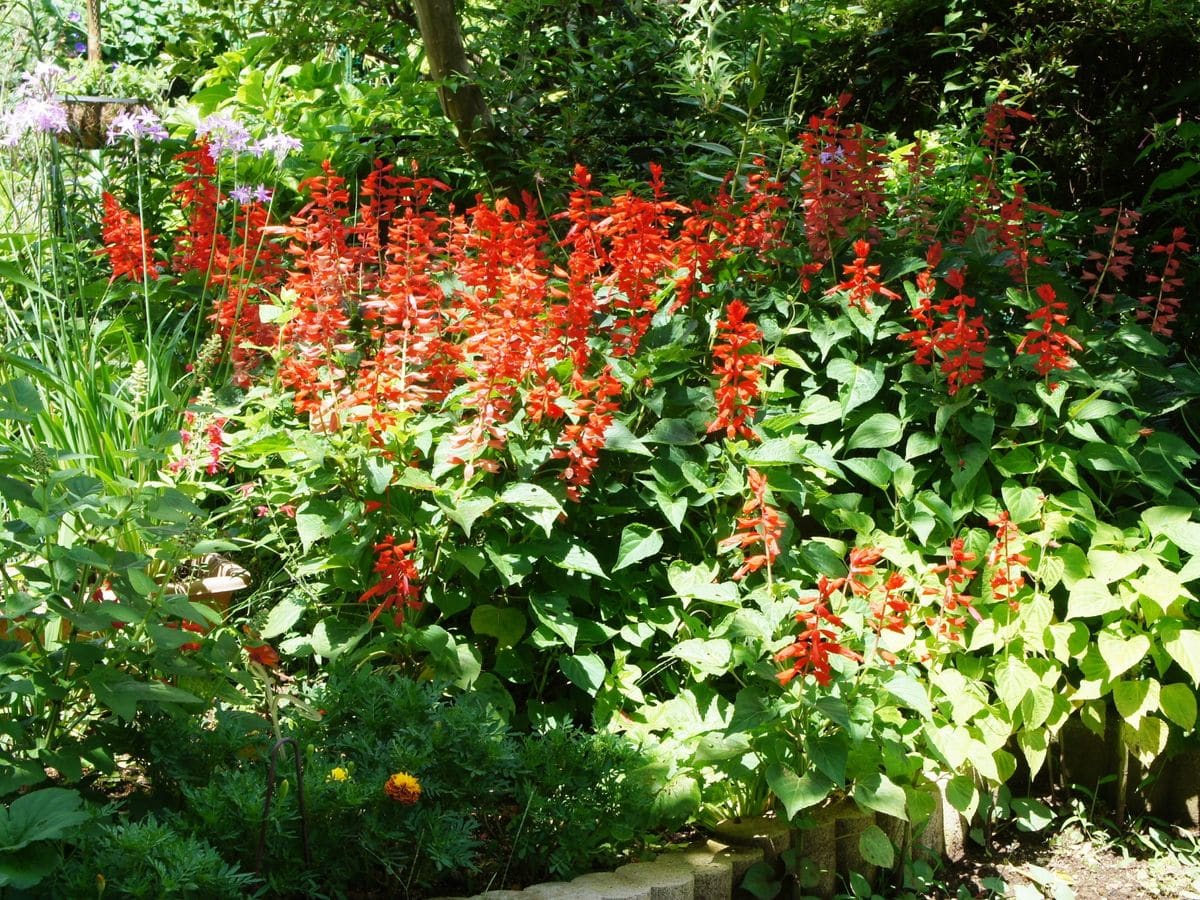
(1097, 632, 1150, 679)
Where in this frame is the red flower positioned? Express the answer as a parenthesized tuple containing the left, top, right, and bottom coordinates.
(358, 535, 422, 626)
(924, 538, 981, 641)
(1083, 205, 1140, 305)
(246, 643, 280, 667)
(870, 571, 910, 639)
(707, 300, 770, 441)
(718, 469, 783, 580)
(903, 266, 988, 395)
(98, 193, 158, 282)
(988, 512, 1031, 610)
(552, 368, 622, 501)
(798, 94, 887, 263)
(172, 142, 229, 279)
(847, 546, 883, 596)
(775, 582, 863, 687)
(1017, 283, 1081, 377)
(827, 240, 900, 313)
(1138, 227, 1190, 338)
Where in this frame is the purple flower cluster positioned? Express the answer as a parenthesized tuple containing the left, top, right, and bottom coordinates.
(228, 184, 273, 205)
(106, 106, 169, 146)
(1, 63, 68, 147)
(196, 112, 253, 161)
(194, 112, 302, 163)
(251, 131, 302, 161)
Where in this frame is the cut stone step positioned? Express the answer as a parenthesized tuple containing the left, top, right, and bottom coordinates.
(698, 839, 764, 890)
(654, 848, 733, 900)
(570, 871, 654, 899)
(709, 818, 792, 864)
(614, 860, 696, 900)
(523, 883, 604, 899)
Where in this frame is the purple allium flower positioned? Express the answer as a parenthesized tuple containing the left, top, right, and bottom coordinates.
(1, 63, 69, 146)
(251, 131, 302, 161)
(228, 185, 253, 204)
(106, 106, 169, 145)
(1, 99, 68, 146)
(21, 62, 66, 98)
(252, 184, 273, 204)
(67, 10, 82, 22)
(196, 111, 252, 161)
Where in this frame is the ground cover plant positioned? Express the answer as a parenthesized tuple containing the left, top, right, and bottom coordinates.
(1, 2, 1199, 897)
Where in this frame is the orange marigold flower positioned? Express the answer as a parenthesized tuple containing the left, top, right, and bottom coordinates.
(384, 771, 421, 804)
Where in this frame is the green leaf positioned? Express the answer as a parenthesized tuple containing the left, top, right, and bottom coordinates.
(603, 419, 653, 455)
(666, 638, 732, 679)
(1113, 678, 1159, 727)
(614, 524, 664, 571)
(1097, 632, 1150, 679)
(1160, 622, 1200, 686)
(810, 734, 848, 787)
(530, 593, 578, 649)
(828, 358, 884, 415)
(645, 418, 701, 445)
(740, 861, 781, 900)
(295, 499, 341, 551)
(1001, 482, 1042, 524)
(0, 840, 59, 889)
(1121, 715, 1169, 767)
(743, 437, 807, 466)
(261, 596, 305, 639)
(843, 457, 891, 489)
(469, 604, 526, 648)
(440, 495, 494, 538)
(847, 413, 903, 450)
(548, 542, 607, 579)
(1011, 797, 1055, 832)
(858, 824, 895, 868)
(667, 560, 739, 605)
(0, 788, 89, 851)
(1159, 683, 1198, 730)
(945, 774, 979, 820)
(853, 773, 908, 821)
(882, 669, 932, 717)
(560, 652, 606, 695)
(498, 483, 563, 537)
(766, 764, 832, 820)
(1066, 579, 1124, 619)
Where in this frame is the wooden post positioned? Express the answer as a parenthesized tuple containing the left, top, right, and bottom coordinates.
(86, 0, 101, 63)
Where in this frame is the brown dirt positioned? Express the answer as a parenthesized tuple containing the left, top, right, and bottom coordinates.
(940, 824, 1200, 899)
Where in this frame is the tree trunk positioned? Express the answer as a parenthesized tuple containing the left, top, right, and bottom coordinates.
(410, 0, 495, 151)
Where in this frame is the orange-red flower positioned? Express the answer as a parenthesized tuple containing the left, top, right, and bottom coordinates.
(707, 300, 769, 441)
(1017, 283, 1081, 377)
(718, 469, 784, 580)
(246, 643, 280, 667)
(98, 193, 158, 282)
(828, 240, 900, 312)
(359, 535, 422, 626)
